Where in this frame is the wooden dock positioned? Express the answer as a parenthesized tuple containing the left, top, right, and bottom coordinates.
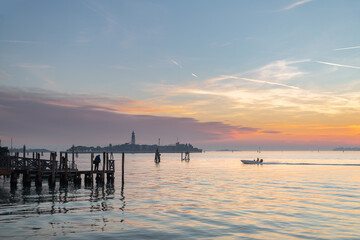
(0, 149, 120, 188)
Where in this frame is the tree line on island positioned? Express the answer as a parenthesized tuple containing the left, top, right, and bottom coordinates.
(67, 142, 202, 153)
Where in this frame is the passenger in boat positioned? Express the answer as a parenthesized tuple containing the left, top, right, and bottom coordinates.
(260, 159, 263, 163)
(94, 155, 101, 171)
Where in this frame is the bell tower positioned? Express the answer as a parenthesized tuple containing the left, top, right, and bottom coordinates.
(131, 130, 136, 145)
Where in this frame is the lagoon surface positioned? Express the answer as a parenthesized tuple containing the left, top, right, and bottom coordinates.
(0, 151, 360, 239)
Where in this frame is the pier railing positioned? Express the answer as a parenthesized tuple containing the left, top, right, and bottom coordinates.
(7, 156, 59, 171)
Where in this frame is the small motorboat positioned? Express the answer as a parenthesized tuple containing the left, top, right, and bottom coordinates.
(241, 159, 263, 164)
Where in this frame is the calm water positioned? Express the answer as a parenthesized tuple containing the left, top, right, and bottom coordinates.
(1, 151, 360, 239)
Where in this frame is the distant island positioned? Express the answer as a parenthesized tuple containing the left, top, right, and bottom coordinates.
(333, 147, 360, 151)
(67, 142, 202, 153)
(215, 149, 242, 152)
(67, 130, 202, 153)
(6, 131, 202, 153)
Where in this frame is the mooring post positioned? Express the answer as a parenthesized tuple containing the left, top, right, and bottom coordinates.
(86, 153, 94, 186)
(59, 152, 63, 170)
(22, 171, 31, 187)
(102, 152, 106, 183)
(122, 152, 125, 186)
(181, 152, 183, 160)
(91, 153, 94, 173)
(23, 145, 26, 170)
(49, 152, 56, 187)
(35, 156, 42, 187)
(64, 152, 68, 182)
(72, 144, 75, 170)
(10, 172, 17, 188)
(106, 152, 109, 171)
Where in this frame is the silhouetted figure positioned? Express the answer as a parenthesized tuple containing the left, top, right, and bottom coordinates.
(94, 155, 101, 171)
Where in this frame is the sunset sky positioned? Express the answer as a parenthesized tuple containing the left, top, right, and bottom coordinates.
(0, 0, 359, 150)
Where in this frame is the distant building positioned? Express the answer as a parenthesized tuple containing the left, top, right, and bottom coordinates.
(131, 131, 136, 145)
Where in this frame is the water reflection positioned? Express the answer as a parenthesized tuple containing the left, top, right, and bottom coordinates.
(1, 152, 360, 239)
(0, 178, 124, 226)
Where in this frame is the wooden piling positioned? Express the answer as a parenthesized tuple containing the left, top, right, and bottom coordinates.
(35, 156, 42, 187)
(72, 145, 75, 170)
(49, 152, 56, 187)
(59, 152, 63, 170)
(22, 171, 31, 187)
(86, 153, 94, 186)
(154, 149, 160, 163)
(102, 152, 106, 183)
(122, 152, 125, 186)
(181, 152, 190, 161)
(10, 172, 17, 187)
(91, 153, 94, 173)
(23, 145, 26, 169)
(64, 152, 68, 182)
(106, 152, 109, 171)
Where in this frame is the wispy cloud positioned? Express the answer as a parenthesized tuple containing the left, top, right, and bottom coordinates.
(245, 59, 309, 83)
(315, 61, 360, 69)
(16, 63, 54, 69)
(170, 59, 183, 68)
(192, 73, 199, 78)
(333, 46, 360, 51)
(279, 0, 312, 11)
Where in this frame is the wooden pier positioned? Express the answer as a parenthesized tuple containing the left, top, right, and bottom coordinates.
(0, 148, 119, 188)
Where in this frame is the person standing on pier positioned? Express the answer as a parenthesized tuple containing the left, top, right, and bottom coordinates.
(94, 155, 101, 171)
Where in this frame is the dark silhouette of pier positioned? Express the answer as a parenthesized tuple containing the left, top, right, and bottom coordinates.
(0, 146, 121, 189)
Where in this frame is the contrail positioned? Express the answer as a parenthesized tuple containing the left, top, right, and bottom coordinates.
(170, 59, 183, 68)
(315, 61, 360, 69)
(239, 77, 300, 89)
(333, 46, 360, 51)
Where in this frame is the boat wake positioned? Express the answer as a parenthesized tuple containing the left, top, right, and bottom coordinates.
(263, 162, 360, 166)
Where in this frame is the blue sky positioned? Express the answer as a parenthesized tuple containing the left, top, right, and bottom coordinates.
(1, 0, 360, 150)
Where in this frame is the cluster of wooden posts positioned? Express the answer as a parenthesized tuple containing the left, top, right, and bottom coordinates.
(181, 152, 190, 161)
(4, 150, 123, 189)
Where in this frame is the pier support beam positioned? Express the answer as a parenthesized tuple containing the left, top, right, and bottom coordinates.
(48, 152, 56, 187)
(10, 172, 17, 188)
(84, 173, 93, 187)
(22, 171, 31, 187)
(73, 172, 81, 186)
(35, 159, 42, 187)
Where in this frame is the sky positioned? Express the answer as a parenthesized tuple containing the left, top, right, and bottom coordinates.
(0, 0, 360, 150)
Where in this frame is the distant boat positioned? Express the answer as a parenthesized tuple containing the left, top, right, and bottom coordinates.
(241, 159, 263, 164)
